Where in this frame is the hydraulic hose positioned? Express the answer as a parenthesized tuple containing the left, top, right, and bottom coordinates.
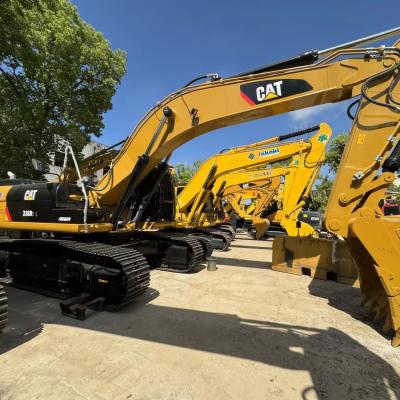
(183, 73, 220, 88)
(347, 99, 361, 120)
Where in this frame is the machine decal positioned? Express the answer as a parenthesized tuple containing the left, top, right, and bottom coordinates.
(357, 133, 366, 145)
(24, 189, 38, 201)
(317, 133, 329, 143)
(58, 216, 72, 222)
(248, 148, 280, 159)
(249, 171, 272, 178)
(22, 210, 37, 217)
(240, 79, 313, 105)
(259, 148, 280, 157)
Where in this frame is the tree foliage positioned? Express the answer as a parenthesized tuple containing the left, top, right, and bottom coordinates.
(309, 175, 332, 212)
(325, 133, 348, 173)
(309, 132, 348, 211)
(0, 0, 126, 178)
(174, 161, 201, 186)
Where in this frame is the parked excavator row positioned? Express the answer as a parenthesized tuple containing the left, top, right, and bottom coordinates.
(161, 123, 330, 247)
(224, 187, 273, 231)
(213, 131, 328, 240)
(224, 174, 322, 239)
(209, 167, 284, 238)
(225, 179, 284, 238)
(0, 28, 399, 346)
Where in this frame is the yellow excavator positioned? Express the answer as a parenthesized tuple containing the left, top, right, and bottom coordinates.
(171, 124, 330, 245)
(223, 186, 271, 228)
(0, 28, 399, 344)
(208, 168, 284, 238)
(224, 174, 287, 239)
(214, 145, 326, 240)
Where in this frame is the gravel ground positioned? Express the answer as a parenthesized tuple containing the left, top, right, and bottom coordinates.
(0, 233, 399, 400)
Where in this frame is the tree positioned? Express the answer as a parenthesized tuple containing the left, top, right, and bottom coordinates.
(309, 175, 332, 211)
(0, 0, 126, 178)
(309, 132, 348, 211)
(325, 133, 348, 173)
(174, 161, 202, 185)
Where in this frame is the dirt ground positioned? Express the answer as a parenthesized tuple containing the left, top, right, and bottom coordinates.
(1, 233, 399, 400)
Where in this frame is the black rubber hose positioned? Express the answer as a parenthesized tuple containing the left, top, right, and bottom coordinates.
(183, 74, 220, 88)
(347, 99, 361, 120)
(361, 53, 400, 112)
(388, 69, 400, 106)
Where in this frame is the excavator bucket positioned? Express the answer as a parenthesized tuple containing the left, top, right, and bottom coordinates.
(272, 236, 359, 286)
(253, 217, 270, 240)
(348, 217, 400, 347)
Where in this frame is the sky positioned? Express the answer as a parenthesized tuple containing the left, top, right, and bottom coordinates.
(71, 0, 400, 167)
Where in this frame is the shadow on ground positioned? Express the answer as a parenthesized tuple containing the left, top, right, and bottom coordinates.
(308, 279, 375, 328)
(1, 284, 399, 399)
(215, 256, 272, 269)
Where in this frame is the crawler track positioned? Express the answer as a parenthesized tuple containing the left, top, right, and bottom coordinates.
(191, 228, 232, 251)
(0, 239, 150, 308)
(135, 232, 205, 273)
(192, 235, 214, 258)
(216, 224, 236, 239)
(59, 241, 150, 307)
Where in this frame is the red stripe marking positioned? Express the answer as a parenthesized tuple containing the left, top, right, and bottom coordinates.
(240, 91, 256, 105)
(5, 206, 12, 222)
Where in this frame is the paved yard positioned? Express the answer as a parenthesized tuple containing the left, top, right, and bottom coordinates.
(1, 234, 399, 400)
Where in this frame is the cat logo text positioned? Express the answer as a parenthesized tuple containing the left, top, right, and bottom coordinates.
(256, 81, 283, 102)
(24, 189, 38, 201)
(240, 79, 313, 106)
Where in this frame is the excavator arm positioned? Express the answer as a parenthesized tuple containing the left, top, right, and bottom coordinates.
(82, 32, 400, 344)
(322, 49, 400, 345)
(176, 124, 330, 225)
